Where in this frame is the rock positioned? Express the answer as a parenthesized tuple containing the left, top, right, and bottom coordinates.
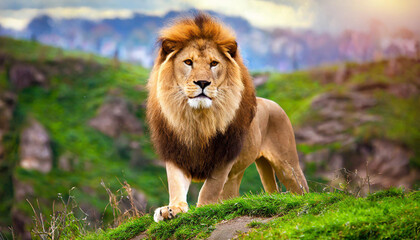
(208, 216, 273, 240)
(316, 121, 346, 135)
(334, 64, 351, 84)
(9, 64, 47, 90)
(310, 69, 336, 85)
(0, 53, 11, 70)
(303, 149, 330, 164)
(312, 92, 376, 112)
(252, 73, 270, 87)
(388, 83, 419, 98)
(328, 140, 419, 194)
(329, 154, 344, 171)
(0, 92, 17, 158)
(363, 140, 416, 189)
(385, 58, 401, 77)
(295, 78, 420, 192)
(120, 188, 148, 213)
(89, 97, 142, 138)
(79, 202, 102, 226)
(12, 209, 32, 240)
(0, 92, 17, 131)
(295, 127, 326, 144)
(352, 82, 389, 92)
(58, 152, 78, 171)
(13, 178, 34, 202)
(295, 126, 352, 145)
(132, 189, 147, 211)
(129, 140, 151, 168)
(296, 90, 377, 146)
(300, 139, 418, 193)
(19, 119, 52, 173)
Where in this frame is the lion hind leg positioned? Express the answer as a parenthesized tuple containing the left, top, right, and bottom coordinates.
(219, 171, 245, 200)
(261, 150, 308, 195)
(255, 157, 279, 193)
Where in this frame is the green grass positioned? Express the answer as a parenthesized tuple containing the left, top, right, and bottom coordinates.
(0, 37, 110, 64)
(79, 188, 419, 240)
(243, 189, 419, 239)
(346, 59, 420, 168)
(81, 215, 154, 240)
(0, 37, 167, 232)
(1, 37, 419, 238)
(256, 71, 329, 127)
(356, 92, 420, 167)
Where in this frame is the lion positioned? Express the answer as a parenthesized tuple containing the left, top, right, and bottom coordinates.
(146, 13, 309, 222)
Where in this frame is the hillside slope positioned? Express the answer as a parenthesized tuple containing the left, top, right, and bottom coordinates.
(255, 59, 420, 194)
(81, 188, 419, 240)
(0, 37, 162, 238)
(0, 37, 419, 239)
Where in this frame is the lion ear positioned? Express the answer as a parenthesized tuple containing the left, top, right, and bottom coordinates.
(161, 39, 178, 55)
(223, 41, 237, 58)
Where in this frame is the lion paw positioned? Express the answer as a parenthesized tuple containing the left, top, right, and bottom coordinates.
(153, 204, 188, 222)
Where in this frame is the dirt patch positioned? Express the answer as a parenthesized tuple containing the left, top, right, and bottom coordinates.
(208, 216, 273, 240)
(130, 216, 273, 240)
(131, 232, 147, 240)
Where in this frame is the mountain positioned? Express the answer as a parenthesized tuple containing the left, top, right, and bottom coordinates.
(1, 36, 419, 238)
(1, 10, 419, 71)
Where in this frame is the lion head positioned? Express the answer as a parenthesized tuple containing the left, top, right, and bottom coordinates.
(147, 13, 256, 179)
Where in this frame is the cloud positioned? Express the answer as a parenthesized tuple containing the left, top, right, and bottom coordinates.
(185, 0, 314, 29)
(0, 0, 189, 11)
(0, 0, 419, 33)
(0, 0, 314, 30)
(0, 8, 138, 30)
(311, 0, 420, 33)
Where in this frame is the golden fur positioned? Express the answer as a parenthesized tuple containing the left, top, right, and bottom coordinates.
(147, 13, 256, 180)
(146, 13, 308, 222)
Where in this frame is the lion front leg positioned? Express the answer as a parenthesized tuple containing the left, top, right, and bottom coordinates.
(154, 162, 191, 222)
(197, 161, 235, 207)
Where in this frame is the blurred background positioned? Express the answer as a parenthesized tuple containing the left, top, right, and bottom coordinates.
(0, 0, 419, 239)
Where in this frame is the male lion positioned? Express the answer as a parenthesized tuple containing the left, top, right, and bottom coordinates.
(146, 13, 308, 222)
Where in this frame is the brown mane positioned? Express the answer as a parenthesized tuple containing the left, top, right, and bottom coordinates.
(146, 13, 257, 180)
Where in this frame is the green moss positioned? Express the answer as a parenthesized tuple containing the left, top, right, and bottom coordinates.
(0, 37, 109, 64)
(2, 37, 420, 239)
(247, 220, 265, 228)
(81, 215, 153, 240)
(244, 190, 419, 240)
(0, 37, 166, 230)
(297, 142, 342, 155)
(256, 71, 328, 126)
(76, 189, 418, 240)
(355, 92, 420, 167)
(366, 187, 405, 200)
(0, 71, 9, 90)
(144, 193, 346, 239)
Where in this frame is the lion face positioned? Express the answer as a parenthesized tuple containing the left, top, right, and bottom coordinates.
(173, 40, 228, 109)
(149, 15, 254, 146)
(153, 38, 244, 144)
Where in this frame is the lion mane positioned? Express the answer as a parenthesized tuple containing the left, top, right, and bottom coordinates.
(146, 13, 257, 180)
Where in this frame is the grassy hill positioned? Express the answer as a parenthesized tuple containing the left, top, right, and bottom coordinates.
(0, 37, 265, 237)
(0, 37, 419, 239)
(77, 188, 419, 239)
(0, 37, 161, 237)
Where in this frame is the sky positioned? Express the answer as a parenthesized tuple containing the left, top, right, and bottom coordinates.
(0, 0, 419, 33)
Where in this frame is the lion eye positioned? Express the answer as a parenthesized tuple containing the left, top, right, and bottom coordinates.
(184, 59, 193, 66)
(210, 61, 219, 67)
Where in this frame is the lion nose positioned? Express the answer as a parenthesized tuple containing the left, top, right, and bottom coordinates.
(193, 80, 211, 89)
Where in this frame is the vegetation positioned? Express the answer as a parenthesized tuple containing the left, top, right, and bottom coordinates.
(0, 37, 166, 236)
(77, 188, 419, 239)
(1, 37, 419, 239)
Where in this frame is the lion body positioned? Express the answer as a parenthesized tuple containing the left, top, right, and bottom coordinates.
(146, 13, 308, 222)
